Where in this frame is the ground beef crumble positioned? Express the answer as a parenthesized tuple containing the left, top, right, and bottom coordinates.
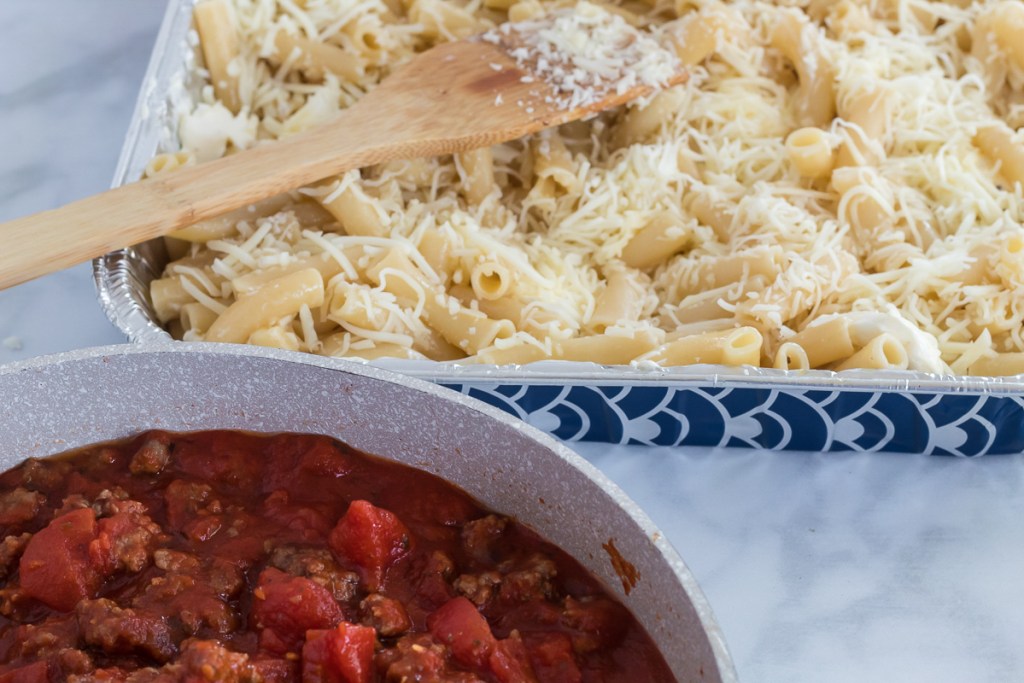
(0, 431, 674, 682)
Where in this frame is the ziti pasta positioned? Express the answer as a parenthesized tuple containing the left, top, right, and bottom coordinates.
(150, 0, 1024, 376)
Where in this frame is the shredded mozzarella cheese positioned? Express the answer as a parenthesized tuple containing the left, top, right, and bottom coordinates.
(155, 0, 1024, 373)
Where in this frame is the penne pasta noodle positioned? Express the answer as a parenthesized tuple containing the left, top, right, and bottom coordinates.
(835, 85, 889, 169)
(169, 194, 294, 243)
(474, 340, 551, 365)
(770, 9, 836, 128)
(180, 302, 220, 335)
(614, 87, 689, 148)
(316, 179, 390, 237)
(367, 249, 514, 353)
(786, 127, 835, 179)
(247, 326, 302, 351)
(975, 2, 1024, 72)
(835, 333, 909, 371)
(150, 277, 192, 324)
(288, 202, 340, 230)
(451, 284, 525, 326)
(457, 147, 496, 204)
(675, 249, 782, 298)
(621, 212, 692, 270)
(344, 342, 425, 360)
(417, 230, 458, 282)
(409, 0, 481, 39)
(642, 327, 763, 367)
(974, 124, 1024, 189)
(269, 29, 362, 82)
(470, 260, 512, 301)
(508, 0, 544, 21)
(788, 317, 856, 368)
(530, 132, 579, 197)
(665, 276, 768, 326)
(555, 329, 662, 365)
(686, 193, 734, 242)
(968, 352, 1024, 377)
(996, 233, 1024, 288)
(956, 244, 996, 286)
(206, 268, 325, 344)
(589, 269, 646, 332)
(411, 325, 467, 361)
(774, 342, 810, 371)
(194, 0, 242, 113)
(663, 7, 743, 66)
(232, 253, 346, 297)
(365, 248, 434, 297)
(421, 298, 516, 354)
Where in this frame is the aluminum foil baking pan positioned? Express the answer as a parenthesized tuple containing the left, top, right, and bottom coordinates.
(0, 343, 736, 682)
(94, 0, 1024, 455)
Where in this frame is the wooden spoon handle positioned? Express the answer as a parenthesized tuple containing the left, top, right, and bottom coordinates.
(0, 104, 393, 291)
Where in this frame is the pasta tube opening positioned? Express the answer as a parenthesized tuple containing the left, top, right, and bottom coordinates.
(773, 342, 810, 371)
(785, 127, 835, 179)
(836, 333, 909, 371)
(470, 261, 512, 300)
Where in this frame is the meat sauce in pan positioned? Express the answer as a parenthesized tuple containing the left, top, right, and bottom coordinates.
(0, 431, 675, 682)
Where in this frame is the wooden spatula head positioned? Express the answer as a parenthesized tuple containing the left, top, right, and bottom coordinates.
(360, 8, 687, 155)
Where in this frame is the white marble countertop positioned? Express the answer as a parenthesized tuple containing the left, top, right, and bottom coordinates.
(1, 2, 1022, 681)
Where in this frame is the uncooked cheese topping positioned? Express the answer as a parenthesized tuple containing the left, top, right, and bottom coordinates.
(482, 2, 680, 110)
(156, 0, 1024, 375)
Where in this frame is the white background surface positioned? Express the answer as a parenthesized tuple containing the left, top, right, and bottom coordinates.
(1, 2, 1022, 681)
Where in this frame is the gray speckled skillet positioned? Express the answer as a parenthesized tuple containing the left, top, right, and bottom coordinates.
(0, 343, 735, 683)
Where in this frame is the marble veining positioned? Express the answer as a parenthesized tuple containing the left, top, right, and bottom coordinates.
(2, 1, 1024, 681)
(578, 443, 1024, 681)
(0, 1, 161, 361)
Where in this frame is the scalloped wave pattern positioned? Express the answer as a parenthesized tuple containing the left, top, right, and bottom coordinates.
(440, 383, 1024, 456)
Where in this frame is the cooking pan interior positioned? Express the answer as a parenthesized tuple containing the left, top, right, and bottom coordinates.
(0, 343, 734, 682)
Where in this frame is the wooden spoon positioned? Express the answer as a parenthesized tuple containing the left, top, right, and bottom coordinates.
(0, 21, 685, 290)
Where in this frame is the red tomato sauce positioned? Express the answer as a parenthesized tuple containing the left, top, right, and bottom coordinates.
(0, 431, 676, 682)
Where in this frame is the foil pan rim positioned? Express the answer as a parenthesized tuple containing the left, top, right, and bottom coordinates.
(94, 0, 194, 346)
(92, 0, 1024, 403)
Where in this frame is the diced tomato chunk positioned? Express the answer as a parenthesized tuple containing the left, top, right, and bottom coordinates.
(302, 622, 376, 683)
(20, 508, 100, 611)
(329, 501, 410, 591)
(252, 568, 344, 654)
(328, 622, 376, 683)
(426, 596, 497, 671)
(0, 661, 50, 683)
(526, 633, 582, 683)
(302, 631, 334, 683)
(489, 633, 539, 683)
